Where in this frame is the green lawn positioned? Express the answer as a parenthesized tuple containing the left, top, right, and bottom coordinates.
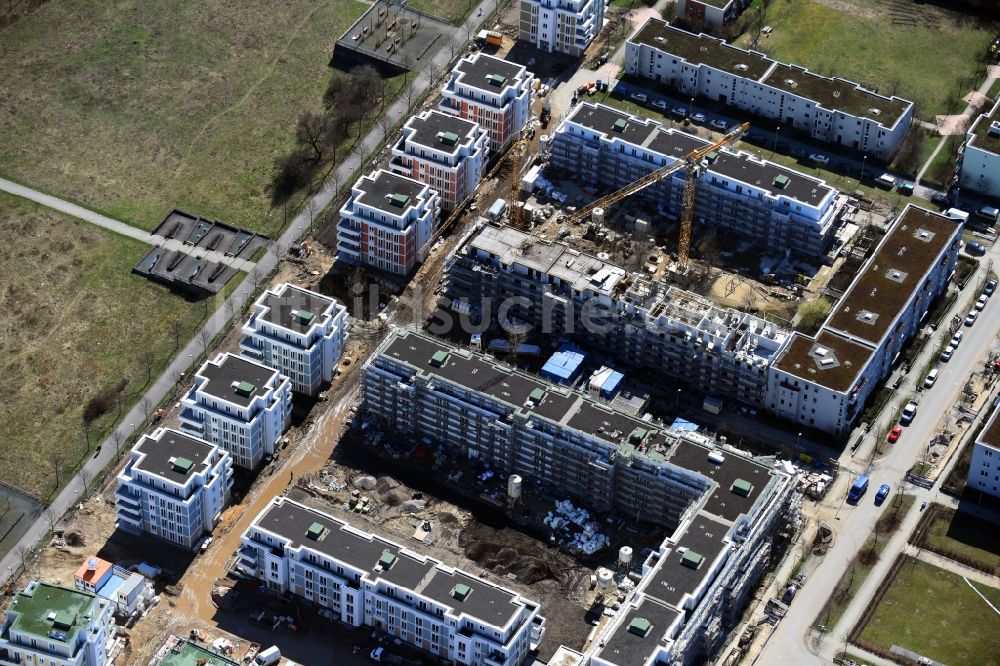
(816, 494, 915, 630)
(0, 193, 206, 497)
(0, 0, 369, 235)
(913, 504, 1000, 575)
(406, 0, 476, 24)
(860, 557, 1000, 666)
(736, 0, 995, 118)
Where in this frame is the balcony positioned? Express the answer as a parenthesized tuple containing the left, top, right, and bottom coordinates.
(239, 335, 265, 360)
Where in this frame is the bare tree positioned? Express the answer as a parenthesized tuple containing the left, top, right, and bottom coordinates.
(225, 297, 238, 326)
(111, 429, 125, 455)
(140, 349, 155, 384)
(377, 113, 395, 144)
(171, 318, 185, 351)
(198, 328, 212, 358)
(139, 396, 152, 426)
(82, 421, 94, 453)
(51, 451, 65, 489)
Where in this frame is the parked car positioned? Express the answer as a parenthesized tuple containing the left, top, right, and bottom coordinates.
(808, 153, 830, 165)
(965, 310, 979, 326)
(629, 92, 647, 103)
(985, 278, 998, 296)
(874, 483, 891, 505)
(670, 106, 687, 118)
(966, 241, 987, 256)
(650, 99, 667, 111)
(976, 295, 988, 310)
(923, 368, 939, 388)
(940, 345, 954, 362)
(897, 181, 914, 195)
(691, 112, 707, 123)
(887, 425, 903, 443)
(930, 192, 950, 207)
(952, 330, 965, 347)
(710, 119, 728, 130)
(900, 401, 918, 425)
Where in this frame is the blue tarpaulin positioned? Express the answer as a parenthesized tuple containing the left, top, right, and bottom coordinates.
(541, 344, 587, 383)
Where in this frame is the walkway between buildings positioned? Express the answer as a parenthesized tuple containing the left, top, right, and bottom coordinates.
(0, 176, 257, 272)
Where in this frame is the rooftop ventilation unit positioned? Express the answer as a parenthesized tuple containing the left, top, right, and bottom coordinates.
(291, 309, 315, 324)
(989, 120, 1000, 137)
(378, 550, 397, 569)
(773, 174, 790, 189)
(452, 583, 472, 601)
(731, 479, 753, 497)
(628, 617, 652, 637)
(832, 90, 841, 98)
(430, 350, 449, 367)
(486, 74, 507, 87)
(784, 78, 797, 88)
(439, 131, 459, 146)
(234, 381, 256, 397)
(613, 118, 627, 133)
(868, 108, 881, 116)
(681, 550, 704, 569)
(172, 457, 194, 474)
(707, 450, 725, 465)
(388, 193, 411, 208)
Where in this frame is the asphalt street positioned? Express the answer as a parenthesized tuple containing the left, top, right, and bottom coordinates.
(0, 0, 498, 587)
(757, 243, 1000, 665)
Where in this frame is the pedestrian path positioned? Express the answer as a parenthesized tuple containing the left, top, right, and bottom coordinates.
(0, 176, 256, 271)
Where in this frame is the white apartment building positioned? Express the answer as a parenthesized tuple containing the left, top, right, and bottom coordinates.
(241, 282, 349, 396)
(337, 169, 441, 276)
(768, 205, 962, 435)
(969, 405, 1000, 498)
(550, 102, 847, 256)
(625, 19, 913, 159)
(439, 53, 535, 152)
(239, 497, 546, 666)
(518, 0, 604, 57)
(390, 110, 489, 211)
(959, 96, 1000, 197)
(0, 581, 114, 666)
(676, 0, 749, 32)
(115, 427, 233, 549)
(179, 352, 292, 470)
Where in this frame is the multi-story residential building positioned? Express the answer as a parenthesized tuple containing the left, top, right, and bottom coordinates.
(959, 96, 1000, 197)
(446, 222, 789, 409)
(0, 581, 114, 666)
(149, 635, 241, 666)
(677, 0, 750, 32)
(518, 0, 604, 57)
(239, 496, 546, 666)
(624, 19, 913, 159)
(968, 404, 1000, 498)
(179, 353, 292, 470)
(362, 327, 798, 664)
(390, 110, 489, 210)
(337, 169, 441, 276)
(241, 282, 349, 396)
(439, 53, 535, 152)
(768, 205, 962, 435)
(115, 427, 233, 549)
(550, 102, 848, 256)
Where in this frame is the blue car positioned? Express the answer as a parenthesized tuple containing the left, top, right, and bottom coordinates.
(874, 483, 891, 505)
(966, 241, 987, 256)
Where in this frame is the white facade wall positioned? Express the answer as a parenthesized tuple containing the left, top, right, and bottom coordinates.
(518, 0, 604, 57)
(969, 407, 1000, 498)
(240, 284, 349, 396)
(115, 428, 233, 549)
(960, 99, 1000, 197)
(239, 498, 544, 666)
(0, 582, 114, 666)
(178, 354, 292, 470)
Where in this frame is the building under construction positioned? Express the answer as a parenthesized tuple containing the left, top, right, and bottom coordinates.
(443, 222, 790, 409)
(361, 327, 798, 665)
(549, 103, 849, 258)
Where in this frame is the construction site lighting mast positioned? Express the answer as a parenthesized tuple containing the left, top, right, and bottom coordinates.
(562, 122, 749, 269)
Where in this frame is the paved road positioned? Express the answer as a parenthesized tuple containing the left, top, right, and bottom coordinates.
(757, 244, 1000, 665)
(0, 0, 498, 592)
(0, 176, 257, 272)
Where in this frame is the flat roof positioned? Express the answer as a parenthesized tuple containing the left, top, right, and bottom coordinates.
(644, 514, 729, 608)
(762, 63, 909, 122)
(153, 639, 240, 666)
(967, 97, 1000, 155)
(666, 439, 770, 522)
(598, 598, 680, 666)
(569, 104, 833, 206)
(197, 353, 279, 407)
(825, 206, 959, 345)
(133, 429, 216, 483)
(254, 499, 526, 628)
(405, 111, 479, 153)
(978, 405, 1000, 450)
(630, 19, 772, 79)
(453, 53, 526, 93)
(7, 582, 100, 645)
(771, 331, 873, 393)
(259, 284, 336, 334)
(355, 170, 428, 215)
(73, 558, 112, 586)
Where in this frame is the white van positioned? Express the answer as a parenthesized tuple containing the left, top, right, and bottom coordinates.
(923, 369, 938, 388)
(254, 646, 281, 666)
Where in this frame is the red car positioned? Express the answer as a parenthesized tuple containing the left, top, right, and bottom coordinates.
(887, 425, 903, 443)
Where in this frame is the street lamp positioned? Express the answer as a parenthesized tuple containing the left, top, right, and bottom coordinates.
(796, 431, 802, 461)
(675, 388, 682, 414)
(859, 154, 867, 188)
(772, 125, 781, 155)
(689, 97, 695, 118)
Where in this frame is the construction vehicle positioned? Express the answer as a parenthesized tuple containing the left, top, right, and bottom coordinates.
(562, 122, 748, 269)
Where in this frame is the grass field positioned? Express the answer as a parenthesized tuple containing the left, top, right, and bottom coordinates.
(407, 0, 475, 24)
(0, 0, 370, 235)
(816, 494, 914, 630)
(859, 557, 1000, 666)
(0, 193, 206, 497)
(737, 0, 995, 118)
(913, 504, 1000, 575)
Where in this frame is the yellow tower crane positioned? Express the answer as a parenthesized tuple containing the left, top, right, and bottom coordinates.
(562, 122, 749, 269)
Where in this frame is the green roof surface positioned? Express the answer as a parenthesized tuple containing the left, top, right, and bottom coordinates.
(154, 639, 241, 666)
(7, 582, 99, 645)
